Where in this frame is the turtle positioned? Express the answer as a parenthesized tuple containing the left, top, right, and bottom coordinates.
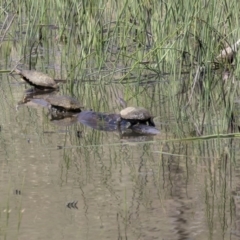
(119, 106, 155, 127)
(46, 95, 83, 113)
(116, 97, 156, 128)
(14, 68, 58, 90)
(215, 39, 240, 64)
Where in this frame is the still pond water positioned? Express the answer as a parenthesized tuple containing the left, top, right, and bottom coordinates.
(0, 73, 239, 240)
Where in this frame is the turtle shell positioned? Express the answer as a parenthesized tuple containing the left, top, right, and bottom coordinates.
(120, 107, 152, 120)
(46, 95, 83, 111)
(15, 69, 58, 89)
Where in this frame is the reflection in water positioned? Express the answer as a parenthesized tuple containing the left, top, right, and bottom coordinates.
(131, 124, 160, 135)
(50, 115, 78, 127)
(167, 157, 190, 240)
(18, 91, 56, 107)
(3, 72, 235, 239)
(0, 82, 238, 239)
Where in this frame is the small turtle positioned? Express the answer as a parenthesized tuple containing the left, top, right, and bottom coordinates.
(14, 69, 58, 90)
(119, 106, 155, 127)
(215, 39, 240, 64)
(46, 95, 83, 113)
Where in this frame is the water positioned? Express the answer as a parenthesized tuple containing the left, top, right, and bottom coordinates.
(0, 77, 239, 240)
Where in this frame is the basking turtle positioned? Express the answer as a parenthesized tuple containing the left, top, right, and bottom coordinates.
(116, 97, 156, 128)
(119, 106, 155, 127)
(215, 39, 240, 64)
(46, 95, 83, 113)
(14, 69, 58, 90)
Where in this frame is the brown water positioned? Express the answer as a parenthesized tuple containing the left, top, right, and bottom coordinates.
(0, 74, 239, 240)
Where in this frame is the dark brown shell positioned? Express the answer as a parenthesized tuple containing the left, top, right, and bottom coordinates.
(120, 107, 152, 120)
(46, 95, 83, 110)
(15, 69, 58, 89)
